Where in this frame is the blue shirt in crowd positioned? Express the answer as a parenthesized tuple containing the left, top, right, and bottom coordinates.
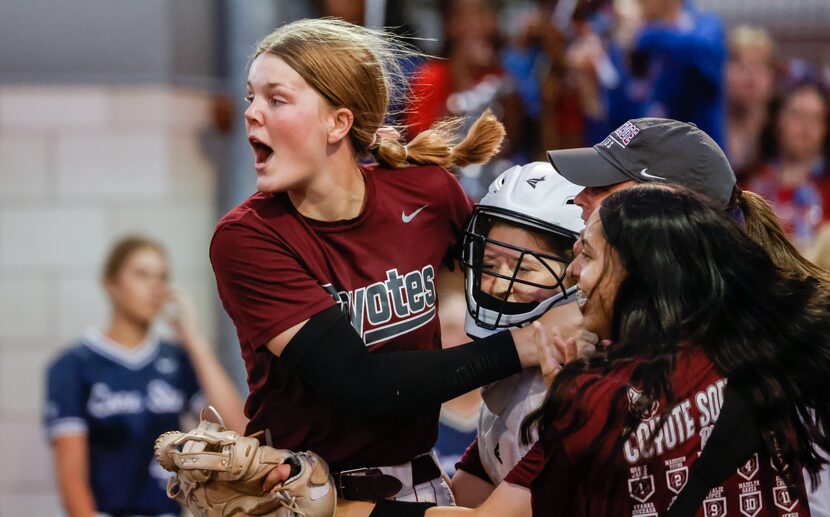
(632, 6, 727, 147)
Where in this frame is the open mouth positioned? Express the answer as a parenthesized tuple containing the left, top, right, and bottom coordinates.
(249, 137, 274, 166)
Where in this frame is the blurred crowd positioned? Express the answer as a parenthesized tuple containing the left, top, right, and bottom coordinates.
(331, 0, 830, 259)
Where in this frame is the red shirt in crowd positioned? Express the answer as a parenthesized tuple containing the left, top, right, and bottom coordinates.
(528, 346, 810, 516)
(210, 165, 472, 471)
(746, 161, 830, 248)
(406, 60, 505, 137)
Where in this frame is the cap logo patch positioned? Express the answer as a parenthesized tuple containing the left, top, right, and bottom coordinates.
(613, 121, 640, 146)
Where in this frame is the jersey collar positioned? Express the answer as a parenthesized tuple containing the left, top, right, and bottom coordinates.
(82, 327, 161, 370)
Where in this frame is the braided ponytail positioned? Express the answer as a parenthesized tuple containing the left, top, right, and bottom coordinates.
(371, 109, 505, 170)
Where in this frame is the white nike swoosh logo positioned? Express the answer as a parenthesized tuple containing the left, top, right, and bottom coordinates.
(402, 204, 429, 223)
(640, 168, 667, 181)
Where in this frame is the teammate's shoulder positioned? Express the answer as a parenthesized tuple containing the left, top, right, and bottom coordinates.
(215, 191, 291, 231)
(212, 192, 294, 252)
(369, 163, 456, 186)
(559, 366, 629, 415)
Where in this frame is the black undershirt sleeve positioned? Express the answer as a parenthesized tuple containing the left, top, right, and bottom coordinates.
(281, 305, 521, 415)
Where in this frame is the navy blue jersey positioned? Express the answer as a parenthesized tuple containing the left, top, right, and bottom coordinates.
(44, 328, 203, 516)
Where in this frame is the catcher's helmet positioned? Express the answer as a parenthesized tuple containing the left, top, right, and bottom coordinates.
(461, 161, 583, 338)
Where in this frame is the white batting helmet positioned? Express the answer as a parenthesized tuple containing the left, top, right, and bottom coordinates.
(460, 161, 584, 337)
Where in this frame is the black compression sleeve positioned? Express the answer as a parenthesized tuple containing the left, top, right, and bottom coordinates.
(281, 305, 521, 415)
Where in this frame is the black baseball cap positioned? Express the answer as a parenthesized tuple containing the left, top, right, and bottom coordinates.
(547, 118, 736, 209)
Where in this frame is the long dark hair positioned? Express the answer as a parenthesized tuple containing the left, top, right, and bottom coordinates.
(523, 184, 830, 486)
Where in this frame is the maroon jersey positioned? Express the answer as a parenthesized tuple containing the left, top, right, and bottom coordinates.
(457, 440, 492, 483)
(530, 347, 810, 516)
(456, 435, 545, 487)
(504, 442, 544, 488)
(210, 165, 472, 471)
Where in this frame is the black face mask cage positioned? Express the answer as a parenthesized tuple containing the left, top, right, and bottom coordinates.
(460, 207, 575, 330)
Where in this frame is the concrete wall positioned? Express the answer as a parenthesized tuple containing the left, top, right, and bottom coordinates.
(0, 0, 221, 86)
(0, 84, 219, 515)
(0, 0, 287, 512)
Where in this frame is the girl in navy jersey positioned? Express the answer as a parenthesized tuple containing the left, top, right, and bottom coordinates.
(210, 18, 557, 504)
(45, 236, 244, 517)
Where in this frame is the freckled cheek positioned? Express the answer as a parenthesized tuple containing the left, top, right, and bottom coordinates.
(269, 109, 325, 145)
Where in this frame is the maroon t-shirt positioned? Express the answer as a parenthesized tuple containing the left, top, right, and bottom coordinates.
(456, 440, 492, 483)
(210, 165, 472, 471)
(504, 442, 544, 488)
(530, 347, 810, 516)
(456, 435, 546, 487)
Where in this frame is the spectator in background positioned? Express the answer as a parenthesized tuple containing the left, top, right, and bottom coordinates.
(563, 0, 643, 147)
(500, 0, 569, 160)
(407, 0, 521, 200)
(725, 25, 777, 179)
(314, 0, 364, 25)
(406, 0, 505, 137)
(45, 236, 245, 517)
(748, 80, 830, 249)
(629, 0, 727, 146)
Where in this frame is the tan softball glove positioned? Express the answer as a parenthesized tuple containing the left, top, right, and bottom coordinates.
(154, 408, 336, 517)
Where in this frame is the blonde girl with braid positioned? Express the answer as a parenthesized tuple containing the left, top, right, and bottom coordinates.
(209, 18, 555, 504)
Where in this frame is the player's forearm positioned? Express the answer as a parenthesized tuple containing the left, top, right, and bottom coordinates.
(282, 306, 521, 414)
(180, 331, 247, 434)
(429, 481, 531, 517)
(60, 478, 97, 517)
(53, 438, 97, 517)
(451, 469, 495, 508)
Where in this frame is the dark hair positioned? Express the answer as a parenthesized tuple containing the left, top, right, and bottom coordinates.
(523, 184, 830, 488)
(102, 236, 167, 282)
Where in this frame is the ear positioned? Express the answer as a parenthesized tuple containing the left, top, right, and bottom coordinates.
(102, 277, 118, 299)
(327, 107, 354, 145)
